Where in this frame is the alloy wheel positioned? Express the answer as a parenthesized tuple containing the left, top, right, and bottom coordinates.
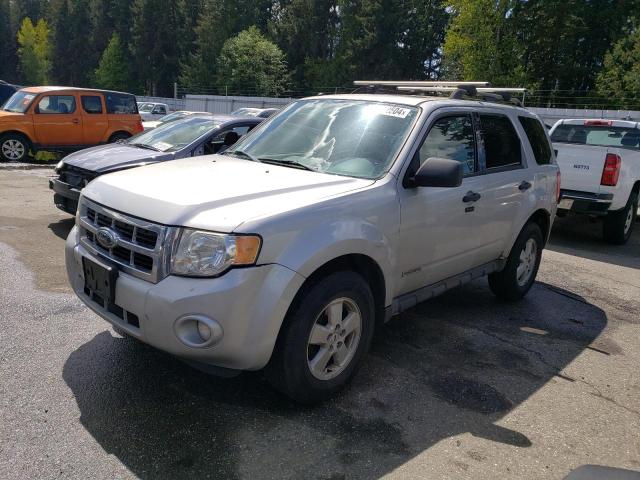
(1, 139, 25, 161)
(516, 238, 538, 287)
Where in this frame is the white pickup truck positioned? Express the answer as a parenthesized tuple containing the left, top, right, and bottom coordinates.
(550, 119, 639, 244)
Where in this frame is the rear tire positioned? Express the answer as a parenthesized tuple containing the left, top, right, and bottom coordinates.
(489, 222, 543, 301)
(0, 132, 31, 162)
(603, 192, 638, 245)
(108, 132, 130, 143)
(266, 271, 375, 404)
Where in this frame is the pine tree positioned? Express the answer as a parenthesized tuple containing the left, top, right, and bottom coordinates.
(596, 28, 640, 109)
(16, 17, 51, 85)
(94, 33, 133, 92)
(0, 0, 16, 81)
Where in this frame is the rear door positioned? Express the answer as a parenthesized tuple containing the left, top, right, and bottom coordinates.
(471, 111, 536, 263)
(80, 94, 108, 144)
(32, 93, 84, 146)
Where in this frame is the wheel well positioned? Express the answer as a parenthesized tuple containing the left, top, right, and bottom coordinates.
(527, 209, 551, 245)
(109, 131, 131, 141)
(0, 130, 32, 144)
(293, 254, 387, 325)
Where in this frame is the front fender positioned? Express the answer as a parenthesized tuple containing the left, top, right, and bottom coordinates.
(276, 221, 396, 306)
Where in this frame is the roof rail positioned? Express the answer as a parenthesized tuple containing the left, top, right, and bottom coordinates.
(395, 85, 526, 106)
(353, 80, 491, 88)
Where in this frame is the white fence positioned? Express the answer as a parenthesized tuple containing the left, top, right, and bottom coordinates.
(136, 94, 640, 124)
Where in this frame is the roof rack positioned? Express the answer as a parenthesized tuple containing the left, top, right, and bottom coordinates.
(352, 80, 526, 107)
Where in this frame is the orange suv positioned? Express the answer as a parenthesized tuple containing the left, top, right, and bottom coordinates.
(0, 86, 143, 162)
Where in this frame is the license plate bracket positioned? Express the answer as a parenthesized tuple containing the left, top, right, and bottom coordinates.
(83, 256, 118, 305)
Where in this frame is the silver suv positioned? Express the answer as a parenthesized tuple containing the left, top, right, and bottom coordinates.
(65, 85, 560, 403)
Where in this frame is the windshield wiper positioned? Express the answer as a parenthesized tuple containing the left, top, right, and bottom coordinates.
(131, 143, 160, 151)
(260, 159, 315, 171)
(223, 149, 259, 162)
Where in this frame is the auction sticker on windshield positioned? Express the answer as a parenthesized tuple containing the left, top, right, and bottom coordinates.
(380, 106, 411, 118)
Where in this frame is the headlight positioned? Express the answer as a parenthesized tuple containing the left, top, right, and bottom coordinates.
(55, 160, 64, 173)
(170, 229, 261, 277)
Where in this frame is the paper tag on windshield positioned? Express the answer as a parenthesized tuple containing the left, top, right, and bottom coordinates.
(152, 141, 172, 151)
(380, 106, 410, 119)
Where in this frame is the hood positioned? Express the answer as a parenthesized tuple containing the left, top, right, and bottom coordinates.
(0, 110, 22, 121)
(83, 155, 375, 232)
(63, 143, 173, 172)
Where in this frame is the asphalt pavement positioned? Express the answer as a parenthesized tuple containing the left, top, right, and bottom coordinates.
(1, 168, 638, 479)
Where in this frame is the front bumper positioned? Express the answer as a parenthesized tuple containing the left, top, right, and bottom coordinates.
(65, 226, 306, 371)
(558, 189, 613, 216)
(49, 178, 80, 214)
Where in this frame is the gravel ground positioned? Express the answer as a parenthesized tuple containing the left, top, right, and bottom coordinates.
(0, 169, 638, 480)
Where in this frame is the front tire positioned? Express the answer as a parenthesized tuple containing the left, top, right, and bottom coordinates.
(489, 222, 543, 301)
(266, 271, 375, 404)
(603, 192, 638, 245)
(0, 133, 31, 162)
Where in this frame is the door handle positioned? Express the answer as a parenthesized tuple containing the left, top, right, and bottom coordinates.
(518, 181, 532, 191)
(463, 191, 481, 203)
(72, 118, 79, 124)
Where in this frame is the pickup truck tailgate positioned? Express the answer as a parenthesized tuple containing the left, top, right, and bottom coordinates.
(553, 143, 608, 194)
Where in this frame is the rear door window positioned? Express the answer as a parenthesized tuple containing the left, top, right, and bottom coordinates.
(105, 93, 138, 114)
(37, 95, 76, 114)
(418, 115, 477, 176)
(81, 95, 103, 114)
(479, 114, 522, 169)
(519, 116, 552, 165)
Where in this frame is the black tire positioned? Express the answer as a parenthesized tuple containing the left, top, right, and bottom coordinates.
(0, 132, 31, 162)
(108, 132, 130, 143)
(266, 271, 375, 404)
(489, 222, 543, 301)
(603, 192, 638, 245)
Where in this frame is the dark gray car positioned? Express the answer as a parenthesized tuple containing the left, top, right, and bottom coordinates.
(50, 115, 262, 214)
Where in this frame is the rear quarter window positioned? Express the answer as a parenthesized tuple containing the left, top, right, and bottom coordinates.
(519, 116, 552, 165)
(105, 93, 138, 114)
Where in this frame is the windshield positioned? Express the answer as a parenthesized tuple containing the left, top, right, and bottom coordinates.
(3, 91, 36, 113)
(227, 99, 419, 179)
(128, 117, 221, 152)
(551, 124, 640, 150)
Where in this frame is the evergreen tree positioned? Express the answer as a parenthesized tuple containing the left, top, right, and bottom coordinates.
(217, 26, 289, 96)
(130, 0, 182, 96)
(95, 33, 134, 91)
(16, 17, 52, 85)
(50, 0, 72, 84)
(0, 0, 17, 81)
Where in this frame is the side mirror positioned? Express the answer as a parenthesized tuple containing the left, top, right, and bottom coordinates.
(406, 157, 463, 188)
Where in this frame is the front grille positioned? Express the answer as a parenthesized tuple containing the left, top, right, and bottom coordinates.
(78, 198, 173, 283)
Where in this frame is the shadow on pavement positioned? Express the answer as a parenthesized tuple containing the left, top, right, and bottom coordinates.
(548, 214, 640, 270)
(48, 218, 75, 241)
(63, 280, 607, 479)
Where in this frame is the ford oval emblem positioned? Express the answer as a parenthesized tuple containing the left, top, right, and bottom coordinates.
(96, 227, 118, 249)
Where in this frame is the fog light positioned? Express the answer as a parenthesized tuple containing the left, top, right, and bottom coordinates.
(174, 314, 223, 348)
(197, 321, 211, 341)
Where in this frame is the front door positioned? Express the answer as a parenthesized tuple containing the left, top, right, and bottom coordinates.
(397, 112, 486, 294)
(32, 94, 83, 146)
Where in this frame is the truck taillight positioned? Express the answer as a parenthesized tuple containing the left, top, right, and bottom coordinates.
(601, 153, 621, 186)
(556, 170, 561, 202)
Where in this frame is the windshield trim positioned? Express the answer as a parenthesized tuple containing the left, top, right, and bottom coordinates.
(226, 98, 423, 180)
